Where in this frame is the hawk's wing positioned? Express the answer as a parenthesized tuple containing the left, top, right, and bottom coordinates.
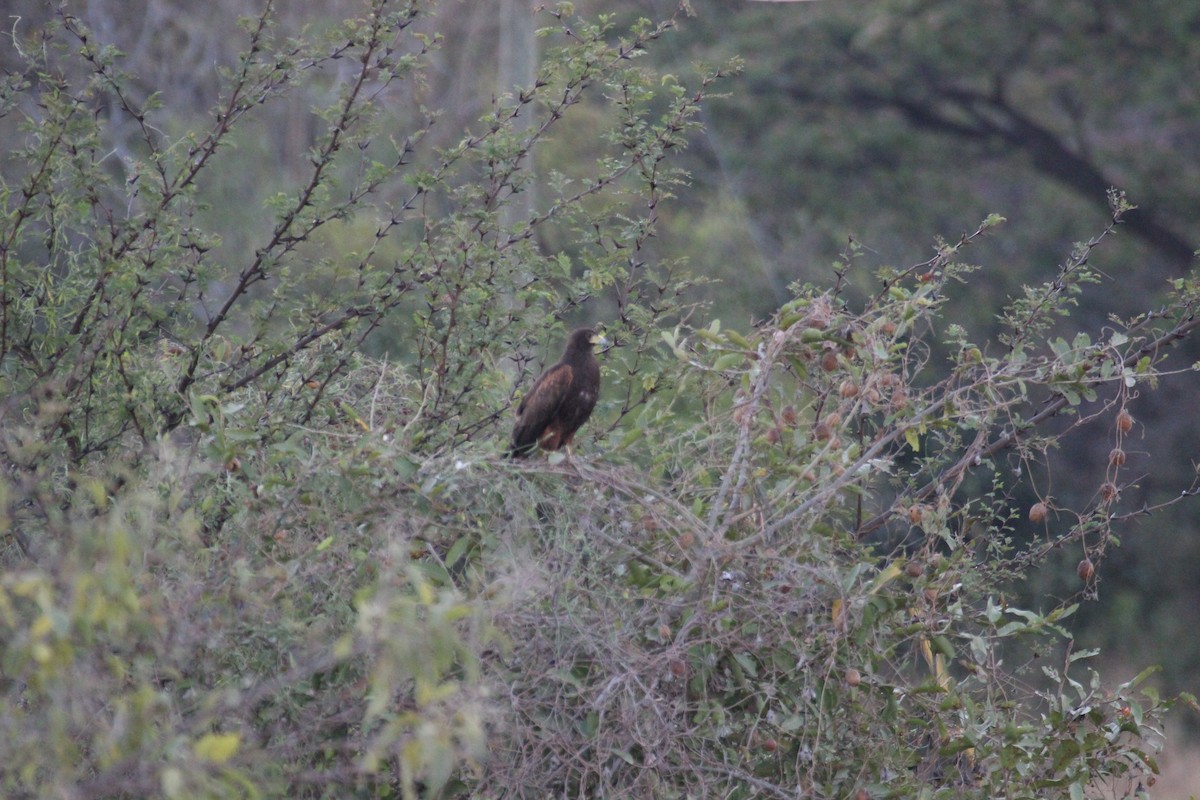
(511, 364, 573, 453)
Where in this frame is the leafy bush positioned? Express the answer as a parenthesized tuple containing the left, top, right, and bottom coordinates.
(1, 2, 1195, 798)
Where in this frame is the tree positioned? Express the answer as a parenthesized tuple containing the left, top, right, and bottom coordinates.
(644, 0, 1200, 313)
(0, 1, 712, 795)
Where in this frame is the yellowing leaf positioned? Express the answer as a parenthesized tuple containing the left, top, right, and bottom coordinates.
(194, 732, 240, 764)
(161, 767, 184, 798)
(918, 637, 934, 671)
(30, 614, 54, 639)
(831, 598, 846, 632)
(868, 562, 903, 595)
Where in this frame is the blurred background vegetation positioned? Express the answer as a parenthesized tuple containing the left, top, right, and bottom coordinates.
(2, 0, 1199, 796)
(642, 0, 1200, 709)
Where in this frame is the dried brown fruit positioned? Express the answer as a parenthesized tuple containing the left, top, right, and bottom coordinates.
(1077, 558, 1095, 582)
(762, 738, 779, 753)
(907, 505, 925, 525)
(1099, 482, 1118, 504)
(821, 349, 839, 372)
(839, 380, 859, 399)
(1116, 410, 1134, 433)
(905, 560, 924, 579)
(809, 302, 831, 329)
(1109, 448, 1127, 466)
(781, 405, 798, 427)
(845, 668, 862, 687)
(1029, 501, 1048, 523)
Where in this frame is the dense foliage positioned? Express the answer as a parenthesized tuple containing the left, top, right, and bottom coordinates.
(1, 1, 1197, 798)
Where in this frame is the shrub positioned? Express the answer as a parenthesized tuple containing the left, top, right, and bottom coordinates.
(444, 204, 1195, 798)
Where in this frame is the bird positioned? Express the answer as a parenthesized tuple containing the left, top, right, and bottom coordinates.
(507, 327, 602, 458)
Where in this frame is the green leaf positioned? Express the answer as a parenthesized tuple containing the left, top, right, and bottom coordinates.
(733, 651, 758, 678)
(394, 455, 420, 480)
(612, 748, 636, 765)
(713, 353, 744, 371)
(1121, 665, 1162, 691)
(445, 536, 472, 569)
(1068, 648, 1100, 663)
(724, 329, 752, 349)
(931, 635, 955, 659)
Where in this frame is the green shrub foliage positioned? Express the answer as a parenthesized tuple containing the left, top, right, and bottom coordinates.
(1, 2, 1195, 798)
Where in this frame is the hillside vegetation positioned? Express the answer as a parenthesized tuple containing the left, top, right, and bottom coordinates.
(1, 2, 1196, 797)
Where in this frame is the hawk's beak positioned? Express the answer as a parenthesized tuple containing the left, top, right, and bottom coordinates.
(591, 332, 610, 349)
